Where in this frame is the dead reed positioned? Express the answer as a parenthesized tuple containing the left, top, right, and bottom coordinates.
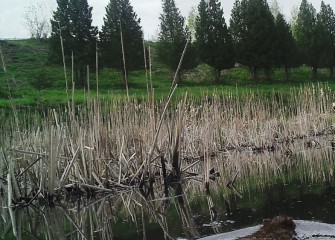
(0, 83, 334, 206)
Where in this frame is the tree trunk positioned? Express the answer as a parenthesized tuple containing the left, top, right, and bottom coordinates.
(330, 67, 334, 80)
(312, 66, 318, 80)
(214, 68, 221, 83)
(75, 67, 85, 87)
(284, 65, 290, 81)
(174, 71, 182, 84)
(249, 67, 258, 81)
(264, 68, 271, 81)
(75, 69, 80, 87)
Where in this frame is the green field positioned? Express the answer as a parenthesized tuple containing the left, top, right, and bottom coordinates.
(0, 39, 334, 108)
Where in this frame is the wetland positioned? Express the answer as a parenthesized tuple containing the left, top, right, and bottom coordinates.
(1, 85, 335, 239)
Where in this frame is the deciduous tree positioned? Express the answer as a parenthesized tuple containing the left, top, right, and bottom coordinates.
(187, 6, 197, 42)
(24, 1, 50, 39)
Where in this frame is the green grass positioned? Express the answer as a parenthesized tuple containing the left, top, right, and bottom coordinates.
(1, 39, 335, 108)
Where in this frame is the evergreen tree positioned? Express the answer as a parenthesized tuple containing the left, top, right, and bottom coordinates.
(274, 13, 298, 80)
(317, 1, 335, 78)
(195, 0, 235, 82)
(49, 0, 98, 87)
(99, 0, 144, 78)
(230, 0, 276, 80)
(230, 0, 248, 65)
(49, 0, 71, 64)
(157, 0, 194, 83)
(295, 0, 318, 79)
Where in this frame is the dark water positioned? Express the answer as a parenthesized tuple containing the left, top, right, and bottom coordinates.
(112, 182, 335, 239)
(1, 179, 335, 239)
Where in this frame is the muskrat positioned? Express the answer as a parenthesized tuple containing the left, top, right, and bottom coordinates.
(238, 215, 296, 240)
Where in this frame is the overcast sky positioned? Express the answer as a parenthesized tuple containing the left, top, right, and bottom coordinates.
(0, 0, 334, 40)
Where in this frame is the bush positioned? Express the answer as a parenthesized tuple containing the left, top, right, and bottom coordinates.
(30, 70, 54, 89)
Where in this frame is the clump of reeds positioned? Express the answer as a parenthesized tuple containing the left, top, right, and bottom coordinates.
(0, 84, 335, 239)
(0, 83, 333, 203)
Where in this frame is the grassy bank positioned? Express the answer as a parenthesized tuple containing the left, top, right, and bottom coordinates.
(1, 39, 335, 108)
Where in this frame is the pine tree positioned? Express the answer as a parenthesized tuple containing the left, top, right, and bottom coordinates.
(295, 0, 318, 79)
(230, 0, 248, 65)
(230, 0, 276, 80)
(317, 1, 335, 78)
(195, 0, 235, 82)
(157, 0, 193, 83)
(99, 0, 144, 77)
(49, 0, 71, 64)
(274, 13, 298, 80)
(69, 0, 98, 86)
(49, 0, 98, 87)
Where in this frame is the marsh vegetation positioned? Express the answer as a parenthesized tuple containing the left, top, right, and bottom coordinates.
(1, 0, 335, 238)
(1, 84, 335, 239)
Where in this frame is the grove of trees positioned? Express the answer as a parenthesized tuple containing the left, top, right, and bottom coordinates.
(47, 0, 335, 88)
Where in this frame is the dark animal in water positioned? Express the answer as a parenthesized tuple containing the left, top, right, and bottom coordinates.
(238, 215, 296, 240)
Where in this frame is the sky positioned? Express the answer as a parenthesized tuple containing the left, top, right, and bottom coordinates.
(0, 0, 334, 40)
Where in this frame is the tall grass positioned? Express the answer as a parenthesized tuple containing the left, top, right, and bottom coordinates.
(0, 83, 334, 201)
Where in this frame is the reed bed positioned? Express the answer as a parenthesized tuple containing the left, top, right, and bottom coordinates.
(0, 84, 335, 201)
(1, 84, 335, 239)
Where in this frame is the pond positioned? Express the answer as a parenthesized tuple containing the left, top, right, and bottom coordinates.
(1, 87, 335, 239)
(0, 178, 335, 239)
(111, 181, 335, 239)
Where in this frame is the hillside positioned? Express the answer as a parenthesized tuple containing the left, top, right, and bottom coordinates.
(0, 39, 334, 108)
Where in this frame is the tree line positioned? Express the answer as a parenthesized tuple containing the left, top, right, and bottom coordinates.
(48, 0, 335, 87)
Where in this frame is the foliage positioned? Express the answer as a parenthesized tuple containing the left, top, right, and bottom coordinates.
(295, 0, 318, 78)
(99, 0, 144, 76)
(292, 0, 335, 80)
(317, 1, 335, 78)
(157, 0, 196, 83)
(49, 0, 98, 87)
(230, 0, 276, 80)
(273, 13, 299, 80)
(195, 0, 235, 82)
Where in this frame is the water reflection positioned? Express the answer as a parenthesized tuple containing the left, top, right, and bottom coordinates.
(0, 179, 334, 239)
(1, 137, 335, 239)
